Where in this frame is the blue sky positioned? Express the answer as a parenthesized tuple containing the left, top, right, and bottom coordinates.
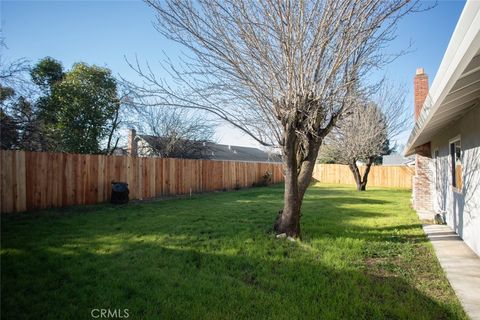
(1, 0, 466, 147)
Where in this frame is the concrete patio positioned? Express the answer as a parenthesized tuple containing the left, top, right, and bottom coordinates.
(423, 224, 480, 320)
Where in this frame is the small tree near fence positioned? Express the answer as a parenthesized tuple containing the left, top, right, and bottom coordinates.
(319, 83, 410, 191)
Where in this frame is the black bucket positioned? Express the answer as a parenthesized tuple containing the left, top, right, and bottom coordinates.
(111, 182, 129, 204)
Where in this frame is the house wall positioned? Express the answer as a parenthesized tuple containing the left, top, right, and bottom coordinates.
(430, 105, 480, 255)
(137, 139, 156, 157)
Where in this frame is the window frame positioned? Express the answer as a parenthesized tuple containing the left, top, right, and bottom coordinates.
(448, 135, 462, 192)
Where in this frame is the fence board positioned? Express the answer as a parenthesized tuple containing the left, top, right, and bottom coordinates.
(0, 150, 285, 213)
(39, 152, 48, 209)
(1, 151, 13, 212)
(7, 150, 413, 212)
(313, 164, 413, 189)
(1, 150, 415, 214)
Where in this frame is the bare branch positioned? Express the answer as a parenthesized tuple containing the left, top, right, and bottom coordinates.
(128, 0, 425, 236)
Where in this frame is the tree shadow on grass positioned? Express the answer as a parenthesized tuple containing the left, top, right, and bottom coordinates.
(1, 184, 427, 247)
(1, 184, 467, 319)
(1, 239, 465, 320)
(308, 197, 393, 205)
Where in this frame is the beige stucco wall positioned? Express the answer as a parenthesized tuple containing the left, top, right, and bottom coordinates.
(429, 105, 480, 255)
(136, 139, 157, 157)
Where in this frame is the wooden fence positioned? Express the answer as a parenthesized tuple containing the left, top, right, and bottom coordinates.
(0, 150, 284, 213)
(313, 164, 414, 189)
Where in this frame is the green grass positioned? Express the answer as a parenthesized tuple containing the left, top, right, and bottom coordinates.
(1, 183, 466, 320)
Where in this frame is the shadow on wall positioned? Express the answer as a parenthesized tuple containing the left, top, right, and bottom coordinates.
(461, 146, 480, 233)
(435, 155, 448, 217)
(434, 146, 479, 238)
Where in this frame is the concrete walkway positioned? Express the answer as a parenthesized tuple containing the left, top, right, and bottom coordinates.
(423, 224, 480, 320)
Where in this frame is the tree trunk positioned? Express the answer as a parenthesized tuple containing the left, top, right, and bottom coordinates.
(274, 126, 302, 237)
(360, 157, 373, 191)
(349, 161, 362, 191)
(358, 181, 367, 191)
(349, 157, 373, 191)
(297, 142, 321, 204)
(274, 130, 321, 238)
(274, 164, 301, 237)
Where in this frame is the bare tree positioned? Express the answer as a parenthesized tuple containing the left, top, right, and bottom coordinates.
(0, 95, 48, 151)
(104, 89, 134, 155)
(319, 83, 409, 191)
(104, 102, 122, 155)
(126, 0, 424, 237)
(0, 40, 41, 150)
(0, 58, 29, 90)
(320, 99, 388, 191)
(0, 38, 31, 94)
(131, 106, 215, 159)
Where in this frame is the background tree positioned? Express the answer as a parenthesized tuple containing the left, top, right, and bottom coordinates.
(129, 105, 215, 158)
(373, 139, 395, 165)
(104, 100, 123, 155)
(6, 96, 46, 150)
(0, 41, 37, 150)
(126, 0, 424, 237)
(0, 39, 30, 88)
(30, 57, 64, 92)
(2, 56, 122, 154)
(42, 63, 121, 153)
(30, 58, 64, 145)
(1, 56, 62, 151)
(0, 109, 18, 149)
(319, 83, 409, 191)
(320, 102, 388, 191)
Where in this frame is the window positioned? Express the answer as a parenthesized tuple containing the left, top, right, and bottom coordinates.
(450, 139, 462, 190)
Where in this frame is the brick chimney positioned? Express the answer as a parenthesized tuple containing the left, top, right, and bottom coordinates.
(127, 129, 137, 156)
(414, 68, 429, 121)
(412, 68, 433, 215)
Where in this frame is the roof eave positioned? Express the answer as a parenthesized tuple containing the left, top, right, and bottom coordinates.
(404, 0, 480, 156)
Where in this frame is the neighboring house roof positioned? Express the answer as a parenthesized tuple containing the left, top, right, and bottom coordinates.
(138, 135, 183, 153)
(112, 147, 128, 156)
(404, 1, 480, 156)
(137, 134, 282, 163)
(206, 142, 282, 162)
(382, 154, 415, 166)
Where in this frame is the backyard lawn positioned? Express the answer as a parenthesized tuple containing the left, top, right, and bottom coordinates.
(1, 183, 466, 320)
